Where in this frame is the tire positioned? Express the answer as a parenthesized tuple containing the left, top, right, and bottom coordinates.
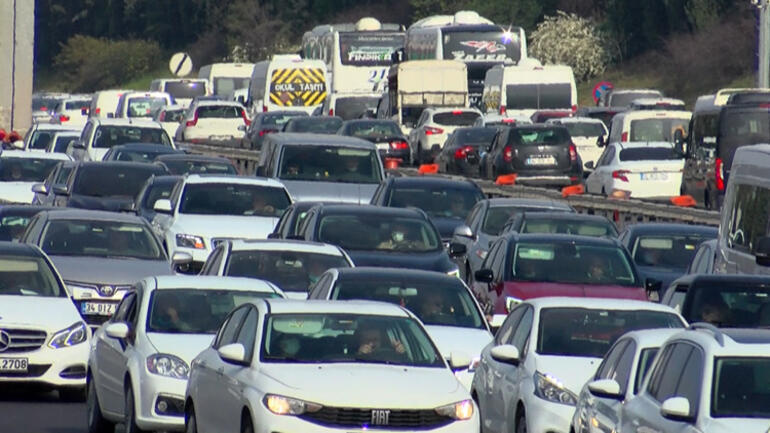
(516, 411, 527, 433)
(186, 406, 198, 433)
(86, 378, 114, 433)
(125, 383, 147, 433)
(242, 413, 254, 433)
(60, 386, 86, 402)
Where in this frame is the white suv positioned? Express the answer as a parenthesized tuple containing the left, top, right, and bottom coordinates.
(69, 118, 174, 162)
(620, 324, 770, 433)
(408, 107, 481, 164)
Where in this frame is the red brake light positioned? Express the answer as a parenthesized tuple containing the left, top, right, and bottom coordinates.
(621, 132, 628, 142)
(241, 109, 251, 126)
(389, 141, 409, 150)
(716, 158, 725, 191)
(760, 103, 770, 109)
(425, 126, 444, 135)
(329, 109, 334, 116)
(452, 110, 463, 115)
(186, 110, 199, 127)
(262, 105, 268, 113)
(503, 145, 512, 163)
(40, 106, 47, 112)
(571, 104, 578, 113)
(499, 105, 506, 115)
(454, 145, 474, 159)
(95, 108, 100, 115)
(569, 143, 577, 162)
(612, 169, 630, 182)
(159, 112, 166, 122)
(59, 115, 70, 122)
(502, 118, 516, 124)
(259, 129, 277, 137)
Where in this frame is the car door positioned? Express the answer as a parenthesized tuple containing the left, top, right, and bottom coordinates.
(96, 291, 138, 415)
(588, 340, 636, 433)
(216, 307, 259, 433)
(500, 305, 533, 433)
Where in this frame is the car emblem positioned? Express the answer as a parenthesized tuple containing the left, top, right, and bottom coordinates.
(99, 285, 115, 296)
(0, 330, 11, 352)
(371, 409, 390, 426)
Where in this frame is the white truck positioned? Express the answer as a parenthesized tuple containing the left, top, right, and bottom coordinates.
(482, 63, 577, 118)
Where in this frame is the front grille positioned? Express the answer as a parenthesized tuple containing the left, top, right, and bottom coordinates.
(0, 364, 51, 378)
(0, 328, 47, 354)
(299, 407, 453, 430)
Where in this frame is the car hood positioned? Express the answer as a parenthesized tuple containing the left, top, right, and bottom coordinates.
(430, 217, 465, 241)
(50, 255, 172, 284)
(67, 194, 134, 212)
(504, 281, 647, 300)
(173, 214, 279, 240)
(423, 325, 492, 359)
(280, 180, 377, 204)
(260, 363, 465, 407)
(636, 266, 684, 289)
(0, 182, 36, 204)
(701, 417, 770, 433)
(535, 355, 601, 395)
(146, 333, 214, 364)
(346, 250, 455, 273)
(0, 295, 82, 328)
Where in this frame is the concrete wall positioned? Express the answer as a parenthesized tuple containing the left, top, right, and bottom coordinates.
(0, 0, 34, 135)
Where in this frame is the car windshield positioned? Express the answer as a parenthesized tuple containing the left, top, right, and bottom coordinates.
(632, 234, 713, 270)
(179, 183, 290, 217)
(33, 97, 61, 111)
(213, 77, 250, 97)
(519, 218, 618, 237)
(147, 289, 279, 334)
(29, 131, 59, 150)
(347, 121, 402, 139)
(279, 146, 382, 184)
(335, 97, 380, 120)
(629, 118, 690, 142)
(261, 313, 444, 367)
(482, 205, 571, 235)
(225, 251, 350, 293)
(160, 159, 237, 175)
(563, 122, 605, 137)
(319, 215, 441, 252)
(512, 242, 638, 286)
(0, 215, 36, 242)
(618, 147, 682, 161)
(164, 81, 207, 99)
(387, 187, 483, 220)
(285, 118, 343, 133)
(712, 357, 770, 418)
(92, 126, 172, 149)
(509, 128, 570, 146)
(71, 165, 164, 198)
(683, 284, 770, 327)
(127, 97, 168, 118)
(53, 135, 77, 153)
(537, 308, 683, 358)
(262, 113, 305, 127)
(112, 148, 176, 163)
(0, 157, 61, 182)
(433, 112, 480, 127)
(41, 219, 163, 260)
(334, 279, 485, 329)
(0, 255, 63, 297)
(196, 105, 244, 119)
(454, 127, 498, 145)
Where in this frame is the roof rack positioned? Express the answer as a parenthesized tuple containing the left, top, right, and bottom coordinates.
(688, 322, 725, 346)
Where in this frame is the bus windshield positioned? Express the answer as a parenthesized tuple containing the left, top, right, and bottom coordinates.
(442, 30, 522, 63)
(339, 33, 404, 67)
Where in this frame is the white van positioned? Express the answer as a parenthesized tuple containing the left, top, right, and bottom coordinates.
(607, 110, 692, 144)
(482, 64, 577, 118)
(716, 144, 770, 275)
(114, 91, 174, 119)
(198, 63, 255, 98)
(149, 78, 210, 108)
(248, 55, 328, 116)
(89, 90, 131, 118)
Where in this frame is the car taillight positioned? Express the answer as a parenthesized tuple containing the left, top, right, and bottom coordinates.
(186, 111, 199, 127)
(572, 104, 578, 113)
(569, 143, 577, 162)
(454, 145, 474, 159)
(95, 108, 100, 115)
(329, 109, 334, 116)
(716, 157, 725, 191)
(612, 169, 630, 182)
(59, 115, 70, 122)
(425, 126, 444, 135)
(262, 105, 268, 113)
(452, 110, 463, 115)
(241, 110, 251, 126)
(159, 112, 165, 122)
(499, 105, 506, 115)
(39, 106, 47, 112)
(389, 140, 408, 150)
(503, 145, 512, 163)
(259, 129, 277, 137)
(621, 132, 628, 142)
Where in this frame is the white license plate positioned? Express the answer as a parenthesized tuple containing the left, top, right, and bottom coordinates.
(640, 172, 668, 181)
(526, 156, 556, 165)
(0, 358, 28, 372)
(376, 142, 389, 150)
(81, 302, 117, 316)
(210, 135, 233, 141)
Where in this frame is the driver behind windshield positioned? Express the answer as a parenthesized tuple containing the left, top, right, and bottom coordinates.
(377, 221, 425, 250)
(354, 321, 406, 360)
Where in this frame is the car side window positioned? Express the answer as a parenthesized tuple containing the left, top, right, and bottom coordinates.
(595, 339, 629, 380)
(725, 183, 770, 253)
(509, 306, 533, 353)
(612, 340, 637, 395)
(674, 346, 703, 417)
(465, 202, 482, 229)
(214, 306, 249, 349)
(308, 274, 332, 299)
(111, 292, 136, 323)
(496, 305, 525, 345)
(646, 344, 673, 397)
(235, 308, 258, 362)
(491, 241, 508, 282)
(201, 246, 225, 275)
(481, 240, 502, 271)
(600, 146, 616, 166)
(649, 343, 692, 403)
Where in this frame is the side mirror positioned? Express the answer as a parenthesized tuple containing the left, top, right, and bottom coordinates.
(645, 279, 662, 302)
(753, 236, 770, 267)
(449, 351, 471, 371)
(11, 140, 24, 150)
(71, 141, 85, 150)
(218, 343, 247, 365)
(105, 322, 129, 339)
(448, 242, 467, 258)
(475, 269, 494, 283)
(453, 224, 474, 239)
(154, 199, 173, 213)
(490, 344, 520, 365)
(660, 397, 692, 421)
(171, 251, 193, 267)
(584, 161, 595, 170)
(31, 183, 48, 194)
(52, 185, 69, 196)
(587, 379, 623, 400)
(597, 136, 606, 147)
(237, 125, 247, 132)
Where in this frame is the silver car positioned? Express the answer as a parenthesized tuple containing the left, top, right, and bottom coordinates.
(87, 275, 285, 433)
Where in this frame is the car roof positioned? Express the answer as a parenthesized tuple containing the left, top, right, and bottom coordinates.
(229, 239, 344, 255)
(108, 143, 179, 151)
(335, 267, 462, 284)
(388, 176, 480, 190)
(426, 107, 480, 114)
(122, 91, 171, 98)
(317, 204, 426, 218)
(623, 223, 717, 236)
(91, 118, 163, 127)
(0, 205, 57, 216)
(77, 161, 164, 170)
(0, 241, 45, 258)
(616, 110, 692, 120)
(675, 273, 770, 287)
(266, 133, 376, 149)
(147, 175, 182, 184)
(486, 197, 572, 210)
(263, 298, 411, 317)
(527, 296, 680, 313)
(549, 117, 605, 124)
(41, 208, 150, 223)
(520, 212, 612, 223)
(259, 110, 308, 117)
(0, 151, 71, 161)
(510, 123, 567, 131)
(344, 119, 397, 125)
(620, 328, 684, 348)
(673, 327, 770, 355)
(151, 275, 283, 294)
(154, 153, 232, 163)
(160, 105, 185, 111)
(502, 232, 621, 246)
(32, 124, 79, 131)
(193, 100, 244, 108)
(181, 174, 285, 188)
(612, 141, 675, 149)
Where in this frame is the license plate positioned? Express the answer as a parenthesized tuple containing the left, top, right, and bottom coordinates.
(81, 302, 117, 316)
(376, 142, 389, 151)
(0, 358, 28, 372)
(210, 135, 233, 141)
(640, 172, 668, 181)
(526, 156, 556, 165)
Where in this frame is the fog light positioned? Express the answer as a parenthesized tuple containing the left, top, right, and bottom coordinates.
(157, 400, 168, 412)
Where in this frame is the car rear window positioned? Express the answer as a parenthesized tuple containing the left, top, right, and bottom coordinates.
(433, 112, 481, 126)
(506, 83, 572, 110)
(196, 105, 243, 119)
(509, 128, 570, 146)
(683, 284, 770, 327)
(93, 126, 172, 149)
(285, 117, 343, 133)
(226, 251, 350, 293)
(127, 97, 167, 117)
(334, 97, 380, 120)
(0, 157, 62, 182)
(65, 100, 90, 111)
(455, 127, 498, 144)
(632, 234, 716, 271)
(347, 121, 402, 138)
(164, 81, 207, 99)
(618, 147, 682, 161)
(609, 91, 662, 107)
(262, 113, 306, 127)
(520, 218, 618, 237)
(563, 122, 605, 137)
(629, 118, 689, 142)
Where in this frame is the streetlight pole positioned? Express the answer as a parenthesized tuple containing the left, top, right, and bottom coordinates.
(758, 0, 770, 87)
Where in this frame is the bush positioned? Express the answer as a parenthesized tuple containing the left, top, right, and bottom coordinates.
(54, 35, 163, 92)
(529, 11, 614, 82)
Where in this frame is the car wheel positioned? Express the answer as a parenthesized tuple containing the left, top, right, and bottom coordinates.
(60, 386, 86, 402)
(86, 378, 114, 433)
(125, 383, 148, 433)
(186, 406, 198, 433)
(516, 411, 527, 433)
(242, 413, 254, 433)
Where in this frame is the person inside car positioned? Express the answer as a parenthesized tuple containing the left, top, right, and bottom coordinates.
(246, 193, 276, 216)
(355, 322, 406, 359)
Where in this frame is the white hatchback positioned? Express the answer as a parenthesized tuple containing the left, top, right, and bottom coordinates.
(175, 101, 249, 145)
(409, 107, 482, 164)
(546, 117, 608, 172)
(0, 151, 71, 204)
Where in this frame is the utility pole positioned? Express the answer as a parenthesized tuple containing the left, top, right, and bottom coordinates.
(758, 0, 770, 88)
(0, 0, 34, 135)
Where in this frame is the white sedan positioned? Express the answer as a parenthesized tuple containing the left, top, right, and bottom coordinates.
(185, 299, 479, 433)
(584, 141, 685, 199)
(87, 275, 285, 433)
(0, 151, 71, 203)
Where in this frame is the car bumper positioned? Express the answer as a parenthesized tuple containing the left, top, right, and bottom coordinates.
(524, 398, 575, 433)
(135, 373, 187, 431)
(0, 342, 88, 388)
(515, 175, 581, 187)
(377, 148, 410, 161)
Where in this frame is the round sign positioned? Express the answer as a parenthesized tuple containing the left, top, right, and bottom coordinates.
(592, 81, 614, 104)
(169, 52, 193, 77)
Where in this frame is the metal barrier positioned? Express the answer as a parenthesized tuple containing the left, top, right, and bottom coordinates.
(178, 142, 721, 230)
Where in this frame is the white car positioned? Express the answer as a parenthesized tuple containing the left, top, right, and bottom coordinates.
(471, 297, 685, 433)
(409, 107, 482, 164)
(50, 96, 91, 129)
(174, 101, 249, 145)
(0, 151, 71, 204)
(474, 113, 532, 128)
(69, 117, 175, 162)
(584, 141, 685, 199)
(89, 89, 130, 118)
(199, 239, 354, 299)
(153, 105, 187, 139)
(184, 299, 479, 433)
(0, 243, 89, 401)
(21, 123, 79, 152)
(86, 275, 285, 433)
(571, 328, 682, 433)
(545, 117, 608, 172)
(47, 131, 81, 154)
(114, 91, 173, 119)
(151, 175, 292, 272)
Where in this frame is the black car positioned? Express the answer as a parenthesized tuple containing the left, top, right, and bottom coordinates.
(435, 127, 498, 176)
(502, 212, 618, 238)
(0, 205, 57, 241)
(480, 124, 582, 187)
(100, 142, 181, 162)
(661, 274, 770, 327)
(244, 111, 308, 150)
(282, 116, 343, 134)
(618, 223, 718, 298)
(370, 176, 485, 243)
(297, 204, 464, 273)
(52, 161, 168, 211)
(154, 153, 238, 175)
(134, 175, 182, 222)
(268, 201, 325, 240)
(337, 119, 409, 162)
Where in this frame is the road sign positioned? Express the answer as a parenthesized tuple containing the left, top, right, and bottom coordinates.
(592, 81, 614, 104)
(169, 52, 193, 77)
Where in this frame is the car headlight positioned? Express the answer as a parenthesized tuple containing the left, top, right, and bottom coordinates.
(49, 322, 88, 348)
(534, 371, 578, 406)
(176, 233, 205, 249)
(264, 394, 322, 415)
(446, 268, 460, 278)
(475, 249, 488, 260)
(505, 296, 523, 312)
(146, 354, 189, 379)
(435, 400, 474, 420)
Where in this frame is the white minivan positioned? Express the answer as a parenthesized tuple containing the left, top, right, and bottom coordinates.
(198, 62, 255, 98)
(607, 109, 692, 144)
(248, 55, 328, 116)
(114, 91, 174, 119)
(89, 89, 130, 118)
(482, 64, 577, 118)
(149, 78, 210, 108)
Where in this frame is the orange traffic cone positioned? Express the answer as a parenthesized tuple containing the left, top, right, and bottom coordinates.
(418, 164, 439, 175)
(670, 195, 697, 207)
(495, 174, 517, 185)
